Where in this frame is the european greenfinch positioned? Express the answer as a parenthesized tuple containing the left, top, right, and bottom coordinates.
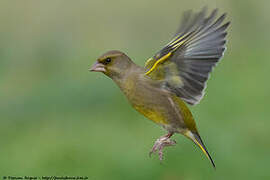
(90, 8, 230, 168)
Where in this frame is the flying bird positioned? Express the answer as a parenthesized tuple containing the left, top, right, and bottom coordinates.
(90, 8, 230, 168)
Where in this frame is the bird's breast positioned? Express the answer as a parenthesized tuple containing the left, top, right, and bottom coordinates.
(120, 75, 187, 131)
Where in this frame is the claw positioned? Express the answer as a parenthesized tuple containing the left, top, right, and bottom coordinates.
(149, 133, 176, 161)
(149, 145, 156, 157)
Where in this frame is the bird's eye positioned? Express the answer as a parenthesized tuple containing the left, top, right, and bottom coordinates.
(105, 58, 111, 64)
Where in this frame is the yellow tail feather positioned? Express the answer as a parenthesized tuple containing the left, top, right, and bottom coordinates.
(185, 131, 216, 169)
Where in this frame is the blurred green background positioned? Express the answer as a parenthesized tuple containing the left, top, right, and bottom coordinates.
(0, 0, 269, 179)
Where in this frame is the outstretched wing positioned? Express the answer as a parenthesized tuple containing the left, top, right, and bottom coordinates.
(145, 8, 230, 105)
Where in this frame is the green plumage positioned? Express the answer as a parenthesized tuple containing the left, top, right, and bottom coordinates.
(90, 8, 230, 168)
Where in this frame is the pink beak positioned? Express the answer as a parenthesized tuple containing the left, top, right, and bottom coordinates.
(89, 62, 106, 72)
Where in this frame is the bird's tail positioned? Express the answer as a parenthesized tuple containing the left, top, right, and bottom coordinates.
(184, 130, 216, 169)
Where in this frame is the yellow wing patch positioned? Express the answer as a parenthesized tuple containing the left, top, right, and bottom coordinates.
(145, 52, 172, 75)
(145, 57, 155, 69)
(170, 32, 191, 48)
(144, 31, 193, 76)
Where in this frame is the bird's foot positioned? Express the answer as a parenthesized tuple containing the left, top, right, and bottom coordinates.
(149, 133, 176, 161)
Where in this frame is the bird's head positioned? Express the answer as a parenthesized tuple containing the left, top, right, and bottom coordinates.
(89, 50, 134, 79)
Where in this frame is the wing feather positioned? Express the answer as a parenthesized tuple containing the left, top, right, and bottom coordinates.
(144, 8, 230, 105)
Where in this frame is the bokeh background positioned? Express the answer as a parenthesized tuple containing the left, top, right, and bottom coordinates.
(1, 0, 269, 179)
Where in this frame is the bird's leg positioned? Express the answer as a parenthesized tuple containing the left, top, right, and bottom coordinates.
(149, 132, 176, 161)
